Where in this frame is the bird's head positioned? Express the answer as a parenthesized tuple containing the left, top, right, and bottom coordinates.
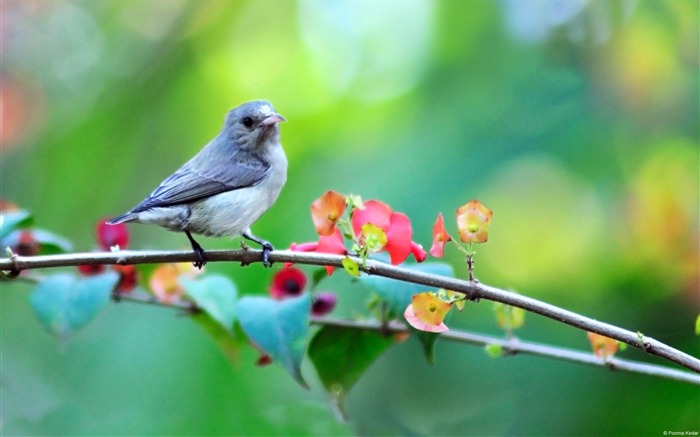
(223, 100, 285, 149)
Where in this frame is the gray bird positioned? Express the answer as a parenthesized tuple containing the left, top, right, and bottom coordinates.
(108, 100, 287, 268)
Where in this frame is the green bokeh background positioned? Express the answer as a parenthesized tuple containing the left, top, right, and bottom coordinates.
(1, 1, 698, 435)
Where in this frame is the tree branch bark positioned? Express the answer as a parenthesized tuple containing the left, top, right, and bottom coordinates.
(2, 248, 699, 374)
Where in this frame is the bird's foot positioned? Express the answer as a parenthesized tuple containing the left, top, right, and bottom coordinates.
(242, 229, 274, 268)
(193, 246, 207, 270)
(185, 230, 207, 270)
(261, 241, 274, 268)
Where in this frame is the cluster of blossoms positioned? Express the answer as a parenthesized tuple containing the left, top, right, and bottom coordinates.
(405, 199, 494, 333)
(289, 190, 427, 273)
(288, 191, 496, 334)
(78, 220, 138, 294)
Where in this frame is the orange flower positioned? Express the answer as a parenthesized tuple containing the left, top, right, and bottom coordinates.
(456, 200, 493, 244)
(587, 332, 618, 359)
(429, 213, 452, 257)
(404, 292, 451, 333)
(150, 263, 200, 304)
(311, 190, 346, 236)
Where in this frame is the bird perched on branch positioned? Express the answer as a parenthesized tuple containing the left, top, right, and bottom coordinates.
(108, 100, 287, 269)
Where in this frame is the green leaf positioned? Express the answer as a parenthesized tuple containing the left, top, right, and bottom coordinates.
(494, 302, 525, 332)
(181, 275, 237, 332)
(413, 327, 441, 364)
(238, 294, 311, 387)
(308, 326, 395, 418)
(29, 272, 119, 341)
(408, 300, 456, 364)
(485, 343, 503, 358)
(310, 267, 328, 291)
(191, 312, 245, 365)
(0, 210, 33, 240)
(695, 314, 700, 336)
(360, 262, 454, 319)
(341, 257, 360, 277)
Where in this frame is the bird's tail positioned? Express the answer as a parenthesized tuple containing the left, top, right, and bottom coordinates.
(107, 213, 137, 225)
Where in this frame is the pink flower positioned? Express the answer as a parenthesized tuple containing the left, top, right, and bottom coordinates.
(429, 213, 452, 258)
(351, 200, 426, 265)
(288, 227, 347, 275)
(311, 292, 337, 316)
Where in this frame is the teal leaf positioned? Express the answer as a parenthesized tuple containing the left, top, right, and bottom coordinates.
(308, 326, 395, 418)
(238, 294, 311, 387)
(0, 210, 33, 241)
(29, 272, 119, 341)
(32, 228, 73, 254)
(360, 262, 454, 318)
(181, 275, 237, 331)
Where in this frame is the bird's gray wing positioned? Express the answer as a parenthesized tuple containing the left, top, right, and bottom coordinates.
(129, 154, 269, 213)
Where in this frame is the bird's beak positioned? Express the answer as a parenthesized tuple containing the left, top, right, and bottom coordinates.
(260, 113, 286, 126)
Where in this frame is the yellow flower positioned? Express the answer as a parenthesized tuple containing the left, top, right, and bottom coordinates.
(404, 292, 452, 333)
(456, 200, 493, 244)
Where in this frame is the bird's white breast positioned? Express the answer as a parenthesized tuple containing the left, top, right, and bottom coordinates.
(187, 143, 288, 237)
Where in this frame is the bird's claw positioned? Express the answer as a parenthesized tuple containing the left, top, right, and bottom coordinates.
(262, 241, 274, 268)
(193, 247, 207, 270)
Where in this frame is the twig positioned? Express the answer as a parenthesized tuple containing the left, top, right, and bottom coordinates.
(2, 248, 699, 374)
(91, 287, 700, 386)
(310, 317, 700, 386)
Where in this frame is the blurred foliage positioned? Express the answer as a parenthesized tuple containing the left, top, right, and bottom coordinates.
(1, 0, 698, 435)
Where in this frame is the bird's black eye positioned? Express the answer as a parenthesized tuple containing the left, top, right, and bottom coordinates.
(242, 116, 254, 128)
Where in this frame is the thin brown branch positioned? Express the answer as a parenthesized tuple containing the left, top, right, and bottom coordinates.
(103, 289, 700, 386)
(2, 248, 699, 374)
(310, 317, 700, 386)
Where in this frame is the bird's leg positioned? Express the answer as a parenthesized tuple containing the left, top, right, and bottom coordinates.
(242, 229, 274, 268)
(185, 230, 207, 269)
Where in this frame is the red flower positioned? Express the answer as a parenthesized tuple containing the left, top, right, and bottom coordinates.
(256, 353, 273, 366)
(351, 200, 426, 265)
(77, 263, 106, 276)
(113, 264, 138, 294)
(311, 190, 346, 236)
(14, 230, 40, 256)
(429, 213, 452, 258)
(288, 227, 347, 275)
(97, 218, 129, 250)
(270, 267, 307, 300)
